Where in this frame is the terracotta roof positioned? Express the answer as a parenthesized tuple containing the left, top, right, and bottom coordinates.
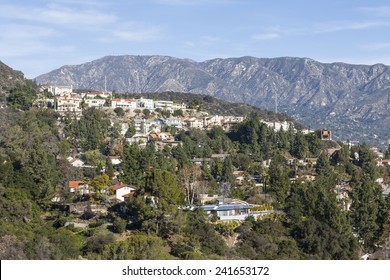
(112, 182, 129, 190)
(68, 181, 87, 188)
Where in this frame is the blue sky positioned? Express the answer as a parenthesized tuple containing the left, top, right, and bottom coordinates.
(1, 0, 390, 78)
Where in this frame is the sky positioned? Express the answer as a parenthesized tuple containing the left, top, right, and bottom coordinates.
(1, 0, 390, 78)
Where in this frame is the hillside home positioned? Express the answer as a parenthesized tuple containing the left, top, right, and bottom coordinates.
(67, 156, 85, 167)
(109, 156, 122, 166)
(112, 182, 136, 202)
(44, 85, 73, 96)
(154, 100, 174, 113)
(111, 98, 137, 109)
(133, 119, 161, 134)
(204, 115, 223, 129)
(68, 181, 89, 195)
(184, 117, 204, 129)
(55, 94, 82, 114)
(85, 98, 106, 107)
(81, 91, 110, 99)
(163, 118, 183, 128)
(136, 97, 154, 110)
(319, 129, 332, 140)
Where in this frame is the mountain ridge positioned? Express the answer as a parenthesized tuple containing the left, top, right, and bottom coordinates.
(35, 55, 390, 147)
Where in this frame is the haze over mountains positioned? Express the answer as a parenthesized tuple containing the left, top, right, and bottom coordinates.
(35, 55, 390, 147)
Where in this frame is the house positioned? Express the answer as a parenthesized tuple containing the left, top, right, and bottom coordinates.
(196, 202, 275, 221)
(67, 156, 85, 167)
(126, 135, 149, 145)
(201, 203, 252, 220)
(81, 91, 110, 99)
(55, 94, 82, 114)
(109, 156, 122, 166)
(262, 120, 292, 132)
(84, 98, 106, 107)
(211, 153, 230, 160)
(184, 117, 204, 129)
(133, 119, 161, 134)
(319, 129, 332, 140)
(68, 181, 89, 195)
(204, 115, 223, 129)
(382, 159, 390, 166)
(43, 85, 73, 96)
(136, 97, 154, 110)
(164, 118, 183, 128)
(111, 98, 137, 109)
(112, 182, 136, 202)
(157, 132, 174, 141)
(191, 158, 213, 167)
(154, 100, 174, 113)
(198, 194, 225, 205)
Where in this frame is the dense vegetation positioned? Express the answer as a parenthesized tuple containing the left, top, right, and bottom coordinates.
(1, 82, 390, 260)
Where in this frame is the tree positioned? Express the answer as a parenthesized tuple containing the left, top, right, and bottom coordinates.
(291, 132, 308, 159)
(350, 172, 380, 250)
(315, 153, 332, 176)
(143, 109, 151, 118)
(89, 174, 110, 194)
(269, 153, 291, 207)
(114, 107, 125, 117)
(112, 217, 127, 234)
(125, 126, 136, 138)
(105, 157, 115, 179)
(180, 165, 205, 204)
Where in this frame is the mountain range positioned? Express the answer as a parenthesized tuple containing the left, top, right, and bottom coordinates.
(35, 55, 390, 147)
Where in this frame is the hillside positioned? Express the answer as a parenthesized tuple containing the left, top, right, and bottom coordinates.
(35, 55, 390, 147)
(0, 60, 28, 104)
(122, 91, 295, 123)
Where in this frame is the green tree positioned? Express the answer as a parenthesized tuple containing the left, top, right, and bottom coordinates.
(112, 217, 127, 234)
(269, 153, 291, 207)
(350, 172, 380, 250)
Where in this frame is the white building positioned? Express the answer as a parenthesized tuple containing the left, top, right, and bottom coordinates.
(133, 119, 161, 134)
(136, 97, 154, 110)
(44, 85, 73, 96)
(111, 98, 137, 109)
(184, 117, 204, 129)
(112, 183, 135, 202)
(56, 94, 82, 114)
(81, 91, 110, 99)
(85, 98, 106, 107)
(154, 100, 174, 113)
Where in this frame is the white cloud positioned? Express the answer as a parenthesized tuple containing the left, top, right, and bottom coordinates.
(252, 33, 280, 41)
(0, 3, 116, 29)
(0, 24, 73, 57)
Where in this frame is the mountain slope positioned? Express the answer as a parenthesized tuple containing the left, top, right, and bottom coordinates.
(35, 55, 390, 147)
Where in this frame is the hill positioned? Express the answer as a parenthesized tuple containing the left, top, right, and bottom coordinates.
(35, 55, 390, 147)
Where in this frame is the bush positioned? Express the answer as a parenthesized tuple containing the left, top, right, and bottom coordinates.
(112, 217, 127, 233)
